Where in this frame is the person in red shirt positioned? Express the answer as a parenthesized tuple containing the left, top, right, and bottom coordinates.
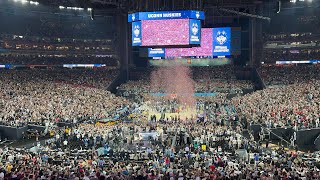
(209, 164, 216, 172)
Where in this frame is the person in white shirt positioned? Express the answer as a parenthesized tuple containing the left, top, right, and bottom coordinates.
(185, 146, 190, 153)
(63, 140, 68, 148)
(7, 155, 14, 163)
(56, 134, 60, 140)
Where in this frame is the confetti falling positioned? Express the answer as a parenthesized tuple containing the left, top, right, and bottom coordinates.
(150, 60, 196, 108)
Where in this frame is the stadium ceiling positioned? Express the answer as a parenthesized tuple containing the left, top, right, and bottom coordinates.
(35, 0, 264, 10)
(34, 0, 278, 20)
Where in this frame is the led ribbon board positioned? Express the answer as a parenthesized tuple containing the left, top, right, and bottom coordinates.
(128, 10, 205, 22)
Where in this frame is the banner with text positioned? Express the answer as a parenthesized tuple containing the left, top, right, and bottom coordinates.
(128, 10, 205, 22)
(132, 21, 142, 46)
(189, 19, 201, 44)
(148, 48, 166, 57)
(213, 27, 231, 56)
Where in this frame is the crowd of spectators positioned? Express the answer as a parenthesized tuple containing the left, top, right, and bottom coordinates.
(0, 61, 320, 179)
(263, 32, 319, 42)
(262, 50, 320, 63)
(0, 55, 119, 66)
(1, 117, 320, 179)
(259, 65, 320, 86)
(119, 66, 254, 94)
(232, 65, 320, 129)
(0, 69, 122, 127)
(1, 34, 115, 55)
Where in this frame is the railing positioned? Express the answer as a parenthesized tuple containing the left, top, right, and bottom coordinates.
(253, 123, 291, 148)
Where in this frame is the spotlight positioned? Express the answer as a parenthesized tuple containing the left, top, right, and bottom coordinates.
(59, 6, 65, 9)
(30, 1, 39, 5)
(87, 8, 92, 11)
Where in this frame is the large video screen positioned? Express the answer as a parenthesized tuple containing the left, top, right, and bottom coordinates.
(148, 27, 232, 57)
(132, 19, 201, 46)
(142, 19, 189, 46)
(165, 28, 213, 57)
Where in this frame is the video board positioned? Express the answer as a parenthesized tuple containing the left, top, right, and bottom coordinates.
(129, 10, 204, 47)
(132, 19, 201, 46)
(165, 28, 213, 57)
(148, 27, 232, 57)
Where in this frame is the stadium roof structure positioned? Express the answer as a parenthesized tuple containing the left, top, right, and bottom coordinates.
(31, 0, 269, 20)
(34, 0, 264, 10)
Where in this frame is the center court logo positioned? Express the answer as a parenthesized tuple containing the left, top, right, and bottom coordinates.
(133, 25, 140, 37)
(216, 31, 228, 45)
(192, 23, 199, 35)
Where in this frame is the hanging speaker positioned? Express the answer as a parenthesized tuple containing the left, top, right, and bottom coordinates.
(276, 1, 281, 14)
(91, 9, 95, 20)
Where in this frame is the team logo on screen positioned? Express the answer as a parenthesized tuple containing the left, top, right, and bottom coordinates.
(216, 31, 228, 45)
(133, 25, 140, 37)
(132, 14, 135, 21)
(192, 23, 199, 35)
(196, 11, 200, 19)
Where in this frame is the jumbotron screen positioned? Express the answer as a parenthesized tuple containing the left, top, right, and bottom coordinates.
(148, 27, 232, 57)
(165, 28, 213, 57)
(132, 19, 201, 46)
(142, 19, 189, 46)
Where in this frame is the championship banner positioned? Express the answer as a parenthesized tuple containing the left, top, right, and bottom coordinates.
(128, 10, 205, 22)
(213, 27, 231, 56)
(189, 19, 201, 44)
(132, 21, 142, 46)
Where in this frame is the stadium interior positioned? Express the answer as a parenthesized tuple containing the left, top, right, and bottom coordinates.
(0, 0, 320, 179)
